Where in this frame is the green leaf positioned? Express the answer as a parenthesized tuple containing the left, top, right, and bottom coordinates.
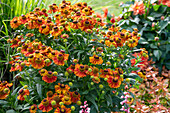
(150, 44, 158, 49)
(105, 94, 113, 106)
(153, 5, 160, 11)
(153, 50, 162, 60)
(0, 100, 8, 104)
(138, 37, 149, 44)
(6, 110, 16, 113)
(85, 95, 98, 111)
(147, 16, 154, 21)
(20, 81, 26, 86)
(130, 17, 140, 24)
(36, 84, 42, 99)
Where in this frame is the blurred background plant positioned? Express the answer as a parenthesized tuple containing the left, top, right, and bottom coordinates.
(109, 0, 170, 71)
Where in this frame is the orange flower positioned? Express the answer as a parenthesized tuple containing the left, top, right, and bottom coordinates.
(17, 89, 30, 101)
(92, 77, 100, 83)
(100, 68, 112, 78)
(10, 17, 21, 29)
(53, 51, 69, 66)
(126, 38, 138, 48)
(51, 26, 63, 39)
(66, 64, 75, 73)
(51, 94, 62, 108)
(29, 104, 37, 113)
(31, 57, 45, 69)
(10, 36, 23, 48)
(107, 75, 121, 88)
(129, 1, 145, 15)
(62, 96, 72, 105)
(42, 71, 57, 83)
(39, 24, 50, 35)
(55, 83, 70, 94)
(54, 105, 71, 113)
(74, 64, 87, 78)
(70, 91, 81, 103)
(48, 4, 58, 14)
(88, 66, 99, 77)
(38, 99, 53, 112)
(89, 55, 103, 65)
(0, 81, 12, 99)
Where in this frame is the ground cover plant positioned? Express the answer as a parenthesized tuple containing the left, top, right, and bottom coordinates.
(0, 0, 147, 112)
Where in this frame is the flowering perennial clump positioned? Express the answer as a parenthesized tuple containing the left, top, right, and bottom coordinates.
(1, 0, 159, 112)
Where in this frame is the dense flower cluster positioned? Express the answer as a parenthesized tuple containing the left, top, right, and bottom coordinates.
(0, 81, 12, 99)
(37, 84, 80, 112)
(10, 1, 105, 36)
(3, 0, 149, 113)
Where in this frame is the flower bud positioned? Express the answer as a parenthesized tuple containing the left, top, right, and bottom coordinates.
(102, 91, 105, 94)
(73, 59, 78, 63)
(24, 85, 28, 89)
(51, 100, 56, 106)
(120, 74, 124, 78)
(69, 82, 73, 86)
(65, 71, 69, 76)
(104, 78, 108, 81)
(137, 33, 141, 37)
(53, 71, 58, 75)
(3, 88, 9, 93)
(93, 14, 97, 18)
(21, 62, 25, 67)
(71, 106, 75, 111)
(99, 84, 103, 89)
(125, 78, 130, 83)
(152, 22, 155, 27)
(96, 18, 101, 22)
(90, 76, 94, 79)
(101, 52, 105, 57)
(90, 82, 94, 85)
(63, 39, 67, 43)
(161, 16, 164, 20)
(17, 47, 22, 52)
(154, 37, 159, 41)
(59, 102, 64, 105)
(45, 59, 50, 63)
(157, 43, 160, 46)
(88, 68, 92, 72)
(76, 100, 82, 106)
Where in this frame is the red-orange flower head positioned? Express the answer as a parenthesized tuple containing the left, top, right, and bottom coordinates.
(71, 91, 81, 103)
(0, 81, 13, 99)
(107, 75, 121, 88)
(74, 64, 87, 78)
(42, 71, 57, 83)
(100, 68, 112, 78)
(29, 104, 37, 113)
(54, 105, 71, 113)
(89, 55, 103, 65)
(53, 50, 69, 66)
(55, 83, 70, 94)
(17, 89, 30, 101)
(38, 98, 53, 112)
